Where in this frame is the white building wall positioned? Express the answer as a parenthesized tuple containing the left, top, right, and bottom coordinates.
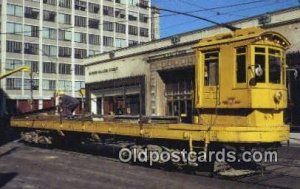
(86, 55, 149, 83)
(0, 0, 154, 112)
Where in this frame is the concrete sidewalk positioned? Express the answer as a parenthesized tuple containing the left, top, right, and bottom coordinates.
(288, 132, 300, 146)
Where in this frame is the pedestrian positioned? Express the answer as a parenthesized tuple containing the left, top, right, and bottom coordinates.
(57, 92, 80, 118)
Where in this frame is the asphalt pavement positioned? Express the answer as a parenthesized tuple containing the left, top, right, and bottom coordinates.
(0, 142, 299, 189)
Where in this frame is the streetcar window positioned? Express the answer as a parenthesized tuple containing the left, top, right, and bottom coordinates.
(254, 47, 266, 83)
(255, 47, 265, 53)
(269, 49, 281, 84)
(204, 51, 219, 86)
(255, 54, 266, 83)
(236, 46, 246, 83)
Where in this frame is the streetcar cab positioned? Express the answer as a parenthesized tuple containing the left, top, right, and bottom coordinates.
(248, 33, 290, 109)
(194, 27, 291, 128)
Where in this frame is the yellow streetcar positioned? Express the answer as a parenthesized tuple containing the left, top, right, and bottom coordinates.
(10, 27, 290, 173)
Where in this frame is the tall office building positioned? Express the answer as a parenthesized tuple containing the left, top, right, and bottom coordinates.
(0, 0, 157, 114)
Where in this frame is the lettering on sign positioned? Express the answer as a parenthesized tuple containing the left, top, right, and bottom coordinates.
(89, 67, 118, 75)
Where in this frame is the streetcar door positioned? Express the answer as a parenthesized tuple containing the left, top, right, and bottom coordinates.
(202, 50, 219, 106)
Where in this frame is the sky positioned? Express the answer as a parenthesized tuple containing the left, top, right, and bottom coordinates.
(152, 0, 300, 38)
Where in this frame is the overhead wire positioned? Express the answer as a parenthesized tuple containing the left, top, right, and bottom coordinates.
(160, 0, 294, 34)
(158, 0, 277, 17)
(2, 0, 288, 36)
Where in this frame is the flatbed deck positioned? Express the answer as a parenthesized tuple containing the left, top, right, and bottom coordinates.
(11, 116, 289, 144)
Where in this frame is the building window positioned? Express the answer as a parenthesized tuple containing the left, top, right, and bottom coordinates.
(24, 25, 39, 37)
(42, 27, 57, 39)
(44, 0, 57, 6)
(58, 47, 71, 57)
(236, 47, 246, 83)
(115, 8, 126, 19)
(128, 0, 138, 6)
(140, 28, 149, 37)
(139, 14, 148, 23)
(59, 30, 72, 41)
(59, 0, 71, 8)
(89, 34, 100, 45)
(24, 43, 39, 55)
(75, 16, 86, 27)
(74, 32, 87, 43)
(129, 40, 138, 47)
(7, 4, 23, 17)
(75, 81, 85, 91)
(139, 0, 149, 8)
(58, 13, 71, 24)
(116, 0, 127, 4)
(43, 62, 56, 73)
(6, 78, 22, 90)
(88, 50, 101, 57)
(75, 0, 87, 11)
(75, 49, 87, 59)
(6, 41, 22, 53)
(129, 25, 138, 35)
(103, 36, 114, 47)
(88, 3, 100, 13)
(59, 63, 71, 74)
(89, 19, 99, 29)
(103, 6, 114, 17)
(128, 11, 138, 21)
(24, 79, 39, 90)
(43, 45, 57, 56)
(43, 80, 56, 90)
(115, 38, 126, 48)
(58, 80, 72, 91)
(5, 59, 22, 70)
(25, 7, 39, 19)
(25, 61, 39, 73)
(44, 10, 56, 22)
(75, 65, 85, 75)
(6, 22, 22, 35)
(103, 21, 114, 31)
(116, 23, 126, 33)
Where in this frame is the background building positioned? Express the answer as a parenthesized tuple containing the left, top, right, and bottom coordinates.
(85, 6, 300, 127)
(0, 0, 157, 114)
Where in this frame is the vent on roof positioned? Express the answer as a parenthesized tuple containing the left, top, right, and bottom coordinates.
(171, 35, 180, 45)
(258, 14, 271, 26)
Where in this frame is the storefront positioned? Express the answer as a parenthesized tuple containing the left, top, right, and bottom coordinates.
(86, 76, 145, 116)
(85, 53, 149, 116)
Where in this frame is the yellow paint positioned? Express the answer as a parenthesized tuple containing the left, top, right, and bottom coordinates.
(11, 118, 289, 143)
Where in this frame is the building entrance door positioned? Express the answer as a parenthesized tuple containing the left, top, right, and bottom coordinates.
(159, 67, 194, 123)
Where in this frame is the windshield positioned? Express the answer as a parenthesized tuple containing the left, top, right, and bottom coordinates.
(253, 46, 283, 85)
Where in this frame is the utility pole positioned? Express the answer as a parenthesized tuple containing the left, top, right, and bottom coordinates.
(30, 72, 34, 111)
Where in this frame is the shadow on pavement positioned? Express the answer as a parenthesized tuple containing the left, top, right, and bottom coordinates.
(0, 115, 19, 147)
(0, 172, 18, 188)
(0, 147, 18, 159)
